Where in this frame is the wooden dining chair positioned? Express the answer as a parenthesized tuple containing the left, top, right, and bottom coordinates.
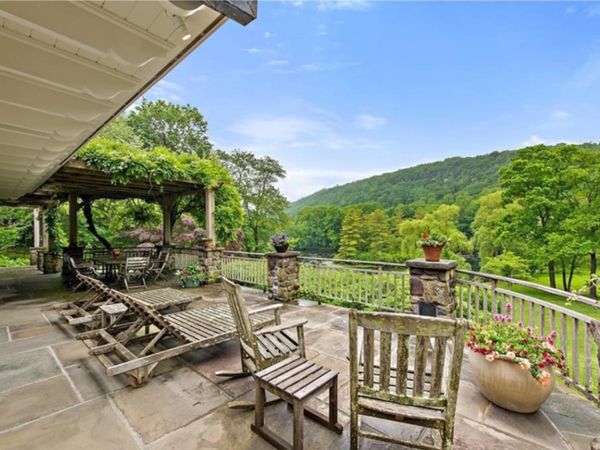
(349, 310, 466, 450)
(120, 256, 149, 291)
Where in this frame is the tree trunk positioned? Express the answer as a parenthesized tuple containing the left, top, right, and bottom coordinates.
(591, 253, 597, 299)
(548, 260, 556, 288)
(82, 199, 112, 252)
(561, 263, 568, 292)
(567, 257, 576, 292)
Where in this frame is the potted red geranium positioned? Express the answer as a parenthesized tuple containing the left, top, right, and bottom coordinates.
(467, 304, 567, 413)
(417, 232, 448, 262)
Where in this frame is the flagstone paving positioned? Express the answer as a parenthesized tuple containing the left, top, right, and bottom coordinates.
(0, 266, 599, 450)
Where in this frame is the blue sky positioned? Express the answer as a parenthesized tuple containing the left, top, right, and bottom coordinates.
(144, 1, 600, 200)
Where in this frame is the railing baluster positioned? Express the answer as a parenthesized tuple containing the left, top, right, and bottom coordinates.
(561, 314, 568, 377)
(584, 325, 592, 391)
(540, 305, 546, 336)
(572, 318, 580, 386)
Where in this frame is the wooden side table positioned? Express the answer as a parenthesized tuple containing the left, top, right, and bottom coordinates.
(252, 356, 343, 450)
(99, 303, 128, 329)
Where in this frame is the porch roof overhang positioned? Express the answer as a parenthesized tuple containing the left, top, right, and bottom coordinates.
(0, 159, 205, 207)
(0, 0, 256, 202)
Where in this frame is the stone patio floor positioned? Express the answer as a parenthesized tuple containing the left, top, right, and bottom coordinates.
(1, 267, 600, 450)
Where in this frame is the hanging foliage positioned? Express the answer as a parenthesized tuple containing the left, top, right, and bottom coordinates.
(77, 139, 244, 243)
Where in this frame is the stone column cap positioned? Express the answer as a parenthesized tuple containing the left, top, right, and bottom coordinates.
(406, 258, 458, 270)
(266, 251, 300, 258)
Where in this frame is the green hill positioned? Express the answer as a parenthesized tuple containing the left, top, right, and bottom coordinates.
(290, 150, 515, 214)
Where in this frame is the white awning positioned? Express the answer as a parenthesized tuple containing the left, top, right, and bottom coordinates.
(0, 1, 250, 201)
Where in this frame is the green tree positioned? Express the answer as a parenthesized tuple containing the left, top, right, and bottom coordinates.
(336, 208, 363, 259)
(290, 206, 344, 255)
(96, 116, 142, 147)
(481, 252, 530, 279)
(363, 209, 393, 260)
(218, 150, 288, 251)
(127, 99, 212, 157)
(500, 145, 579, 288)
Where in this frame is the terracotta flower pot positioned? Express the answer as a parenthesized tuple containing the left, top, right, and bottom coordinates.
(422, 244, 444, 262)
(468, 351, 555, 413)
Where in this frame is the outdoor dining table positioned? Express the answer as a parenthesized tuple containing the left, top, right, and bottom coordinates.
(92, 255, 127, 282)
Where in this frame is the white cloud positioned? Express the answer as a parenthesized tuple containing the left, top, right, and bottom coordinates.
(550, 109, 571, 121)
(566, 6, 577, 14)
(569, 52, 600, 88)
(522, 135, 545, 146)
(245, 48, 263, 54)
(317, 24, 327, 36)
(316, 0, 372, 11)
(266, 59, 289, 66)
(145, 79, 184, 103)
(585, 5, 600, 17)
(264, 31, 275, 39)
(280, 168, 382, 200)
(355, 114, 387, 130)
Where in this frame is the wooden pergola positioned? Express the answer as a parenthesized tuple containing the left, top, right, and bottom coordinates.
(2, 159, 216, 249)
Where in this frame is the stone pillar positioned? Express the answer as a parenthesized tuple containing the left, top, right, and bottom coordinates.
(30, 209, 45, 266)
(197, 241, 223, 284)
(267, 252, 300, 303)
(406, 259, 458, 319)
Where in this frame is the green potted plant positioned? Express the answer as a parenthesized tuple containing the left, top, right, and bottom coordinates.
(467, 304, 567, 413)
(417, 232, 448, 262)
(176, 264, 206, 288)
(42, 206, 63, 274)
(270, 233, 290, 253)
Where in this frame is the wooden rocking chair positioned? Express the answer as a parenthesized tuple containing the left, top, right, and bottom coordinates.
(349, 310, 466, 450)
(216, 278, 307, 407)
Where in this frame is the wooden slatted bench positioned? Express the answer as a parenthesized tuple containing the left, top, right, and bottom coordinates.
(253, 355, 343, 450)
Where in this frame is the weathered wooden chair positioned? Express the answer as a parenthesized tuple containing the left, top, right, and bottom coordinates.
(217, 278, 307, 377)
(215, 278, 307, 408)
(147, 249, 171, 281)
(349, 310, 466, 450)
(77, 287, 281, 386)
(120, 256, 149, 291)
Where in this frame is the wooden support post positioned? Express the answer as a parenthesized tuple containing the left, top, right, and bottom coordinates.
(205, 189, 216, 242)
(33, 208, 41, 248)
(68, 192, 78, 247)
(161, 195, 176, 246)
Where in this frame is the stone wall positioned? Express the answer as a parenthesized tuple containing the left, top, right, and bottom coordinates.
(406, 259, 457, 318)
(267, 251, 300, 303)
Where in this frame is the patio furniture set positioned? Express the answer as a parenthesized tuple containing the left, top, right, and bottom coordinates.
(70, 248, 171, 290)
(53, 266, 466, 450)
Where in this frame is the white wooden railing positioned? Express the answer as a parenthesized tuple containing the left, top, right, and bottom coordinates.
(222, 251, 268, 289)
(220, 251, 600, 405)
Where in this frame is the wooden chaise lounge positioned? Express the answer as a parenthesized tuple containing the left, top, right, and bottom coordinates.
(57, 274, 197, 328)
(77, 287, 282, 386)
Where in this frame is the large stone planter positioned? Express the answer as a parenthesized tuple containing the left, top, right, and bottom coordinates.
(42, 253, 63, 274)
(469, 351, 555, 413)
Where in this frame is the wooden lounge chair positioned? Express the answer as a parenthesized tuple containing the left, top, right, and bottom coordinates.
(77, 287, 282, 387)
(57, 275, 196, 328)
(349, 310, 466, 450)
(54, 273, 113, 327)
(120, 256, 149, 291)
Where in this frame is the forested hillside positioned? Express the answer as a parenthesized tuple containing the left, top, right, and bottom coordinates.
(290, 150, 514, 214)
